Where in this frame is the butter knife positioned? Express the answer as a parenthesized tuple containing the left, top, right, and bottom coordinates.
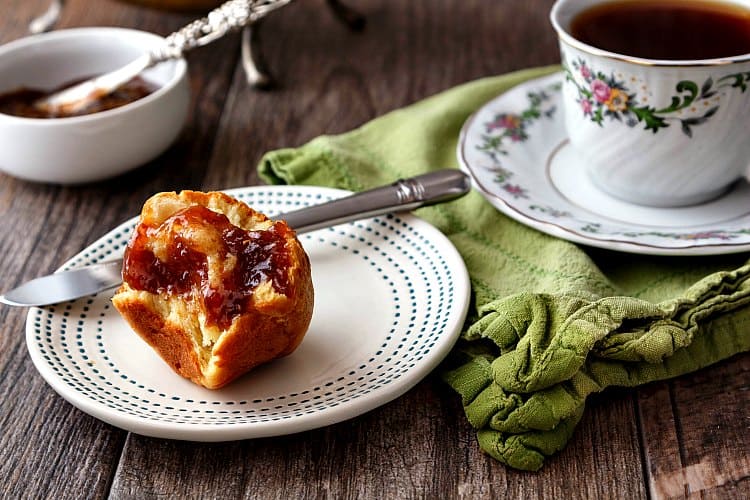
(0, 170, 471, 307)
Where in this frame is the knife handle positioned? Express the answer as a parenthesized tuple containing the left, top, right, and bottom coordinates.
(281, 169, 471, 234)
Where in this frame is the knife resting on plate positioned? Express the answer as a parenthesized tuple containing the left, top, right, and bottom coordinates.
(0, 170, 471, 307)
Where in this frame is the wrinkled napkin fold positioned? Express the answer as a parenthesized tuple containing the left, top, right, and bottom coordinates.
(258, 66, 750, 471)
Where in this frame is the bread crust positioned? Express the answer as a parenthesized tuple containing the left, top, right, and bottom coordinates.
(112, 190, 313, 389)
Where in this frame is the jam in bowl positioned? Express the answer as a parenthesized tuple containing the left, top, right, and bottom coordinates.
(0, 27, 189, 184)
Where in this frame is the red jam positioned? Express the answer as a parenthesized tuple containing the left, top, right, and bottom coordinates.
(122, 205, 292, 330)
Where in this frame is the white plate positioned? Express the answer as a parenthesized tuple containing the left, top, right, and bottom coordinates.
(25, 185, 470, 441)
(458, 72, 750, 255)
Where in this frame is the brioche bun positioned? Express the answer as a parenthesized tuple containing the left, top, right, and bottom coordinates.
(113, 190, 313, 389)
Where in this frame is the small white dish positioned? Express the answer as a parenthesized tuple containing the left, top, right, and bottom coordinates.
(0, 27, 189, 184)
(25, 185, 471, 441)
(458, 72, 750, 256)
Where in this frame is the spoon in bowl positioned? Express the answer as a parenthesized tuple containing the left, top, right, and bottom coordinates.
(35, 0, 291, 116)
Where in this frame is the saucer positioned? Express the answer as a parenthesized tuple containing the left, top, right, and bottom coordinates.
(457, 72, 750, 256)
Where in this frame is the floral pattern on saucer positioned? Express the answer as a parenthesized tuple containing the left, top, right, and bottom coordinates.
(579, 223, 750, 242)
(457, 72, 750, 256)
(477, 83, 560, 161)
(564, 57, 750, 137)
(476, 83, 560, 198)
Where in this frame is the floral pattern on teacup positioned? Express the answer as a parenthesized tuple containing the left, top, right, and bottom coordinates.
(564, 57, 750, 137)
(468, 77, 750, 243)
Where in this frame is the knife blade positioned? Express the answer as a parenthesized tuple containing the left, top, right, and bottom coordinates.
(0, 170, 471, 307)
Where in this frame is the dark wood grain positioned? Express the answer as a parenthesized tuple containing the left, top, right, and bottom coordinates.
(0, 1, 748, 499)
(638, 353, 750, 499)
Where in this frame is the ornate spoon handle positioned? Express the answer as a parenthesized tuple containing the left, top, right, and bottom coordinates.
(155, 0, 293, 61)
(37, 0, 293, 113)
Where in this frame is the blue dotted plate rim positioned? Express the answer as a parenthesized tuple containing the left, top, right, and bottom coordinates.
(25, 185, 470, 441)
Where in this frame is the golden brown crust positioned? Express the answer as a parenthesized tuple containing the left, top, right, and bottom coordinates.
(112, 190, 314, 389)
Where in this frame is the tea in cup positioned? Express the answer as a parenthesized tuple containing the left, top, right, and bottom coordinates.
(550, 0, 750, 207)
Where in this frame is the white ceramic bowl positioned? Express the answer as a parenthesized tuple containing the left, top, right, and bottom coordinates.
(0, 27, 189, 184)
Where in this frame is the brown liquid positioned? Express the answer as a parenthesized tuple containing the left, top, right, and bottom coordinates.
(570, 0, 750, 60)
(122, 205, 293, 330)
(0, 75, 158, 119)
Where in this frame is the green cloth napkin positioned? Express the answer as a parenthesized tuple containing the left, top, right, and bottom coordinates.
(258, 66, 750, 471)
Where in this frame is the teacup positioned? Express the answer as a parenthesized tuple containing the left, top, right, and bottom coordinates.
(550, 0, 750, 207)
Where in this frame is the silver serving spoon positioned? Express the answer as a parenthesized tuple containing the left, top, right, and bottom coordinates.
(0, 170, 472, 307)
(35, 0, 291, 116)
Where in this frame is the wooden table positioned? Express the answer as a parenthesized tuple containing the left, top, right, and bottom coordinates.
(1, 1, 748, 498)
